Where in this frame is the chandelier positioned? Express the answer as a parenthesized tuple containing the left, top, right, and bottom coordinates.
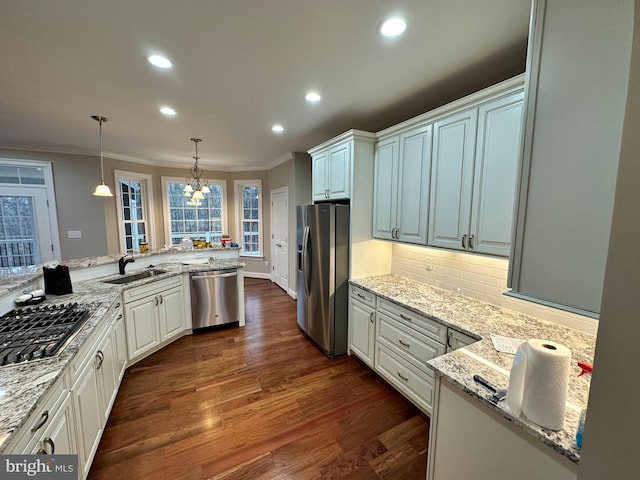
(184, 137, 210, 206)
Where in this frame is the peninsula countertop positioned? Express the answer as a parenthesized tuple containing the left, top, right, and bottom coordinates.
(0, 253, 244, 453)
(350, 274, 596, 464)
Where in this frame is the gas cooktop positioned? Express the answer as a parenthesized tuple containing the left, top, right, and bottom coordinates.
(0, 303, 93, 366)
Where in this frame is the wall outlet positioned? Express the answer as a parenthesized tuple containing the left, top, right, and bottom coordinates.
(68, 230, 82, 239)
(264, 260, 268, 267)
(424, 256, 433, 271)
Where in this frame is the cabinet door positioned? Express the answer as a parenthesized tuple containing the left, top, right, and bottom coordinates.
(348, 298, 375, 367)
(124, 296, 159, 359)
(27, 393, 75, 456)
(446, 329, 477, 353)
(96, 330, 118, 425)
(429, 108, 478, 251)
(470, 92, 524, 256)
(158, 286, 185, 342)
(113, 311, 128, 380)
(312, 151, 329, 201)
(373, 136, 399, 240)
(73, 357, 102, 479)
(397, 124, 432, 244)
(327, 142, 351, 199)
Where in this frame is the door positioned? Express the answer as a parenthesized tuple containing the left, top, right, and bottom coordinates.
(270, 187, 289, 293)
(0, 186, 56, 267)
(373, 136, 399, 240)
(470, 92, 524, 256)
(429, 108, 478, 250)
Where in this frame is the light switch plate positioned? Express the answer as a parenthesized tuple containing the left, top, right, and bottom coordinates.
(424, 256, 433, 271)
(68, 230, 82, 239)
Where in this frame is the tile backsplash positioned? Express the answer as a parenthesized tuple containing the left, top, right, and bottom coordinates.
(391, 244, 598, 335)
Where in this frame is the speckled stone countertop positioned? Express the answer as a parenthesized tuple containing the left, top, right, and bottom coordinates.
(351, 274, 596, 464)
(0, 256, 244, 453)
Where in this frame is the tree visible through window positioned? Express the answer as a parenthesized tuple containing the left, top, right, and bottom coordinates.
(236, 180, 262, 256)
(166, 180, 225, 246)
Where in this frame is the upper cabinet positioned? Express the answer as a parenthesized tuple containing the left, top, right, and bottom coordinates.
(429, 91, 524, 257)
(311, 139, 352, 201)
(507, 0, 632, 315)
(373, 124, 432, 244)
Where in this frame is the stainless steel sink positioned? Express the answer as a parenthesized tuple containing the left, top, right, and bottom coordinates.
(102, 269, 168, 285)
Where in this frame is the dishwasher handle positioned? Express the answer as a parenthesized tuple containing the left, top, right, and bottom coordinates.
(191, 271, 237, 280)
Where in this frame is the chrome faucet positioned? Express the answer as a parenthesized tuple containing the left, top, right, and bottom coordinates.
(118, 255, 135, 275)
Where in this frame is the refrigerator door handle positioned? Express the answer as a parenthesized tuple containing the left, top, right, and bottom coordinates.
(302, 225, 311, 297)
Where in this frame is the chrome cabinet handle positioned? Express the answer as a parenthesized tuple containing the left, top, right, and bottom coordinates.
(469, 234, 475, 249)
(96, 350, 104, 370)
(42, 437, 55, 455)
(397, 372, 409, 381)
(117, 314, 123, 320)
(447, 331, 453, 349)
(462, 234, 467, 249)
(115, 302, 121, 308)
(357, 293, 366, 299)
(399, 313, 412, 322)
(159, 294, 163, 304)
(155, 295, 159, 306)
(398, 339, 410, 348)
(31, 411, 49, 433)
(369, 311, 374, 323)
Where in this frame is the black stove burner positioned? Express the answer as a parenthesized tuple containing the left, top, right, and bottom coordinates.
(0, 303, 91, 366)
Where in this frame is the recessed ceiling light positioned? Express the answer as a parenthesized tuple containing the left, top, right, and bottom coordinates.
(379, 17, 407, 37)
(272, 124, 284, 134)
(160, 106, 176, 116)
(305, 91, 322, 103)
(148, 54, 172, 69)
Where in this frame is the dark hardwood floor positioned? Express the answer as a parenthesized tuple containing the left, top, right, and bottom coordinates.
(88, 278, 429, 479)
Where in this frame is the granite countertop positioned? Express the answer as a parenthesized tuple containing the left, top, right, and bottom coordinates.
(0, 255, 245, 453)
(350, 274, 596, 464)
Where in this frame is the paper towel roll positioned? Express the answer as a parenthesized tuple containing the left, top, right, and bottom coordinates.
(506, 339, 571, 431)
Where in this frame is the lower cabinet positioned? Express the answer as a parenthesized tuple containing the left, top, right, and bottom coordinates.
(71, 298, 124, 480)
(348, 285, 376, 367)
(123, 275, 186, 362)
(348, 285, 476, 415)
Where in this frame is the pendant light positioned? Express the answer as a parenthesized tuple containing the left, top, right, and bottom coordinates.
(183, 137, 209, 206)
(91, 115, 113, 197)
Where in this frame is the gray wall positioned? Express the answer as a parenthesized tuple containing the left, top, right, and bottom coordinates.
(579, 1, 640, 477)
(0, 148, 109, 261)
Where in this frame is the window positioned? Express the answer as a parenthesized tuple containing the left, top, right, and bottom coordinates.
(162, 177, 226, 246)
(115, 171, 154, 253)
(235, 180, 262, 256)
(0, 160, 60, 267)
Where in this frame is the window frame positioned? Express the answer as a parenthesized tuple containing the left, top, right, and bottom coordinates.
(234, 179, 263, 257)
(0, 159, 61, 263)
(161, 176, 228, 247)
(114, 170, 155, 254)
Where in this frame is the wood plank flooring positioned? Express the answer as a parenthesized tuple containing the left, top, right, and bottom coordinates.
(88, 278, 429, 479)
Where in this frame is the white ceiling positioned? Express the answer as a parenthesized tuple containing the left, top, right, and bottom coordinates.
(0, 0, 531, 171)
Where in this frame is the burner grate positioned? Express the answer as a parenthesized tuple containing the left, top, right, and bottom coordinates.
(0, 303, 92, 366)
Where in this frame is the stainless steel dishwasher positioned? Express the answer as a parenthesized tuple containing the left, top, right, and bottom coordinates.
(190, 269, 239, 330)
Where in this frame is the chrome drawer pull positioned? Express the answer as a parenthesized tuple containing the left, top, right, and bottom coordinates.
(397, 372, 409, 381)
(357, 293, 366, 299)
(31, 411, 49, 433)
(399, 314, 412, 322)
(398, 339, 410, 348)
(369, 312, 374, 323)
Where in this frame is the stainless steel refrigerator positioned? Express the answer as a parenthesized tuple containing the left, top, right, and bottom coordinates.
(296, 203, 349, 358)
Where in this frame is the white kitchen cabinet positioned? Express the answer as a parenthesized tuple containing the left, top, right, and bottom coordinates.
(311, 139, 351, 201)
(26, 392, 75, 456)
(123, 275, 186, 362)
(158, 285, 185, 341)
(446, 328, 477, 352)
(373, 124, 432, 244)
(429, 90, 524, 257)
(348, 286, 376, 367)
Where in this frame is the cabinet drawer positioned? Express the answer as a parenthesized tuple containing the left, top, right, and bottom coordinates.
(377, 298, 447, 344)
(377, 312, 445, 368)
(123, 274, 183, 303)
(375, 343, 434, 415)
(349, 285, 376, 308)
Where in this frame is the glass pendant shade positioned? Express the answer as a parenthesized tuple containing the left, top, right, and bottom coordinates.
(183, 183, 193, 193)
(201, 184, 210, 194)
(93, 182, 113, 196)
(192, 189, 205, 201)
